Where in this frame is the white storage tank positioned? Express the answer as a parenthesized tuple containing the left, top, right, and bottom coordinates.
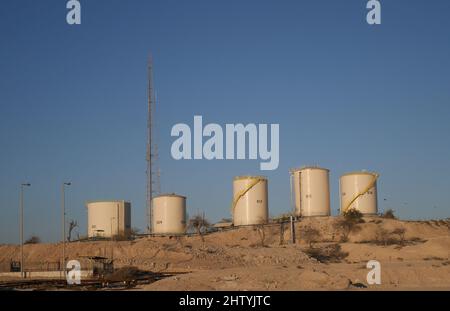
(340, 171, 379, 215)
(290, 166, 330, 217)
(151, 194, 187, 234)
(87, 200, 131, 238)
(232, 176, 268, 226)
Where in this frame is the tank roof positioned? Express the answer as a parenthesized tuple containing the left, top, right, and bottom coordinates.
(233, 175, 267, 181)
(290, 166, 329, 173)
(86, 200, 129, 204)
(340, 171, 379, 177)
(153, 193, 186, 199)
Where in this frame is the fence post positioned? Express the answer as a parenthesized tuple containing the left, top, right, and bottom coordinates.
(290, 216, 296, 244)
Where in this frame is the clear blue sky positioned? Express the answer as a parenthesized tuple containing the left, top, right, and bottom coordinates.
(1, 0, 449, 244)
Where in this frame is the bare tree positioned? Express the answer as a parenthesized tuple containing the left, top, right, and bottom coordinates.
(189, 214, 210, 242)
(67, 220, 78, 242)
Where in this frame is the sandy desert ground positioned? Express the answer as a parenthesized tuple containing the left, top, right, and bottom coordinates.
(0, 216, 449, 290)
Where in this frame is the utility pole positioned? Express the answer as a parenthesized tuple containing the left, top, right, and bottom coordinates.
(61, 182, 71, 278)
(20, 183, 31, 278)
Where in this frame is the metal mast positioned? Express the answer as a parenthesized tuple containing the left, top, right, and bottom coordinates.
(146, 56, 154, 234)
(154, 91, 161, 195)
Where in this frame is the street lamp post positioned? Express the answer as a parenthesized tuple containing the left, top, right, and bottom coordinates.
(20, 183, 31, 278)
(61, 182, 71, 277)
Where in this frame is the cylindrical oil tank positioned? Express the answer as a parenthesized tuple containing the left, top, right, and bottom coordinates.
(232, 176, 268, 226)
(340, 171, 379, 215)
(152, 194, 187, 234)
(86, 200, 131, 238)
(290, 166, 330, 217)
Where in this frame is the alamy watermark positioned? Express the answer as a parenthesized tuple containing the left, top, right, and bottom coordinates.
(171, 116, 279, 171)
(366, 260, 381, 285)
(366, 0, 381, 25)
(66, 0, 81, 25)
(66, 1, 381, 26)
(66, 260, 81, 285)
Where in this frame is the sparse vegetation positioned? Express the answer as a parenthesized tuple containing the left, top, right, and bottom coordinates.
(112, 233, 131, 241)
(76, 234, 88, 241)
(130, 227, 141, 235)
(254, 224, 266, 247)
(300, 226, 321, 248)
(305, 244, 349, 263)
(272, 213, 293, 223)
(375, 227, 392, 246)
(333, 209, 364, 242)
(359, 233, 426, 247)
(366, 227, 409, 247)
(410, 237, 426, 243)
(382, 209, 396, 219)
(423, 257, 445, 261)
(24, 235, 41, 244)
(343, 209, 365, 223)
(1, 214, 449, 290)
(189, 214, 211, 242)
(391, 227, 407, 245)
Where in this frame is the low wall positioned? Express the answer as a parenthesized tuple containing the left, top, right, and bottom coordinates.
(0, 270, 92, 279)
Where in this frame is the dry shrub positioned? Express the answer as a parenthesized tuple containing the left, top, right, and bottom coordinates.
(112, 233, 131, 241)
(24, 236, 41, 244)
(305, 244, 349, 263)
(253, 224, 266, 247)
(382, 209, 396, 219)
(189, 215, 211, 243)
(368, 227, 409, 246)
(375, 227, 392, 246)
(334, 210, 363, 242)
(343, 209, 365, 223)
(300, 226, 321, 248)
(391, 227, 406, 245)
